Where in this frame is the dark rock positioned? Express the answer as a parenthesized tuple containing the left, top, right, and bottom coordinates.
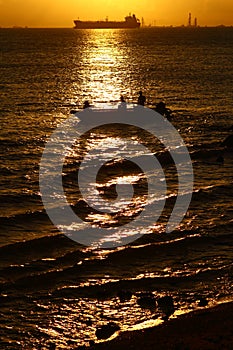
(85, 319, 93, 326)
(117, 290, 132, 302)
(70, 109, 79, 114)
(67, 339, 76, 346)
(137, 292, 156, 309)
(95, 322, 120, 340)
(157, 296, 175, 319)
(198, 297, 208, 307)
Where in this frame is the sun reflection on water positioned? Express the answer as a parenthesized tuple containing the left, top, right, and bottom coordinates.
(72, 30, 131, 103)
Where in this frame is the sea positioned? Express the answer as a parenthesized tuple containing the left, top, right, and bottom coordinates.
(0, 27, 233, 349)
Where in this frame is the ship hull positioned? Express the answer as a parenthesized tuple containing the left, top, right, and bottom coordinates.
(74, 15, 140, 29)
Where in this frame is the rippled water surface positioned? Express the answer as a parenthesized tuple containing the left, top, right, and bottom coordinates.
(0, 27, 233, 349)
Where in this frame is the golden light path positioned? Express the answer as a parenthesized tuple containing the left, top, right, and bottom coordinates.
(82, 30, 125, 103)
(72, 29, 129, 104)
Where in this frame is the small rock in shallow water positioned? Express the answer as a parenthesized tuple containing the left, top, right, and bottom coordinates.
(157, 296, 175, 319)
(85, 318, 93, 326)
(117, 290, 132, 302)
(198, 297, 208, 307)
(95, 322, 120, 340)
(67, 339, 77, 346)
(137, 292, 156, 309)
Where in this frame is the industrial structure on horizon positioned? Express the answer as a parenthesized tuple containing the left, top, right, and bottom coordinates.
(188, 13, 198, 27)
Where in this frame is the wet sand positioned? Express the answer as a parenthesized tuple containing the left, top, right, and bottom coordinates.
(94, 302, 233, 349)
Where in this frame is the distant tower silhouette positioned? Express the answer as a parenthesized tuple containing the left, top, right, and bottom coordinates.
(188, 13, 192, 27)
(194, 17, 197, 27)
(141, 17, 145, 27)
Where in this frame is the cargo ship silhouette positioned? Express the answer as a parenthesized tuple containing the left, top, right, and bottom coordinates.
(74, 14, 140, 29)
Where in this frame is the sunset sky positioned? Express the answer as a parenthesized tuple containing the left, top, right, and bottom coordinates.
(0, 0, 233, 27)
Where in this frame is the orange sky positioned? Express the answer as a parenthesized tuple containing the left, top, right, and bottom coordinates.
(0, 0, 233, 27)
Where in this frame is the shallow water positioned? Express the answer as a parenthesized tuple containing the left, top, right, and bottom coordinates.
(0, 27, 233, 349)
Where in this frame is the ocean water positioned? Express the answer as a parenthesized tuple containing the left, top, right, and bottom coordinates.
(0, 27, 233, 349)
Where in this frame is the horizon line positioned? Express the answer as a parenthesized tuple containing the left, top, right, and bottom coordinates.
(1, 24, 233, 29)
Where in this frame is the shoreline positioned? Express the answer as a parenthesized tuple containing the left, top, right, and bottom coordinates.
(94, 301, 233, 349)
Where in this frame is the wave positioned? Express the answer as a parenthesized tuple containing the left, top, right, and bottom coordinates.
(1, 178, 231, 221)
(0, 234, 82, 268)
(52, 263, 233, 300)
(0, 230, 232, 296)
